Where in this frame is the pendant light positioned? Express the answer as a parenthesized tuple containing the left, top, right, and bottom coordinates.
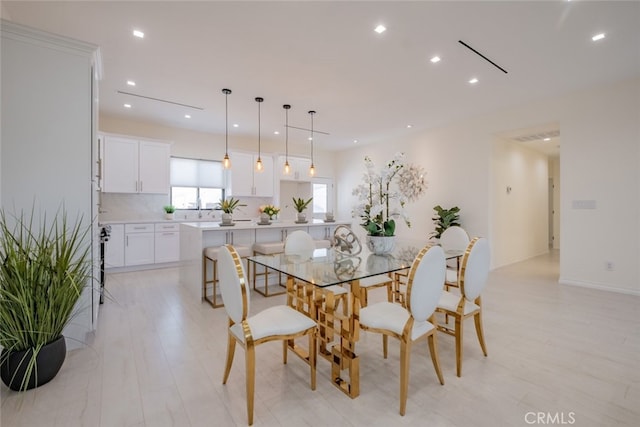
(308, 110, 316, 177)
(255, 97, 264, 173)
(283, 104, 291, 175)
(222, 88, 232, 169)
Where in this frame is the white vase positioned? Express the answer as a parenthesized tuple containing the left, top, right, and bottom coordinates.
(366, 235, 396, 255)
(296, 212, 306, 222)
(221, 213, 233, 225)
(164, 213, 174, 220)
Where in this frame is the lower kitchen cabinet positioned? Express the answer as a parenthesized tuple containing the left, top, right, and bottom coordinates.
(125, 223, 155, 266)
(155, 223, 180, 263)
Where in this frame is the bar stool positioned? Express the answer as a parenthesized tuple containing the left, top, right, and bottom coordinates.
(252, 241, 286, 297)
(314, 239, 332, 249)
(202, 244, 252, 308)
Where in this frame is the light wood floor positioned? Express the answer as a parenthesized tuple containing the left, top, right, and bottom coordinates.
(2, 251, 639, 426)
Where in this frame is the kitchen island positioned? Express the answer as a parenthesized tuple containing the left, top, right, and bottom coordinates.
(179, 219, 351, 302)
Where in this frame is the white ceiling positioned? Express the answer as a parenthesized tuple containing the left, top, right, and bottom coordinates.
(3, 1, 639, 153)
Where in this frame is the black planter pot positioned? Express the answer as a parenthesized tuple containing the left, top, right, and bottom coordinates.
(0, 335, 66, 391)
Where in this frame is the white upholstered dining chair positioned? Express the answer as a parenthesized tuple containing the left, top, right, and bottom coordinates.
(218, 245, 317, 426)
(439, 225, 470, 290)
(436, 237, 489, 377)
(359, 244, 446, 416)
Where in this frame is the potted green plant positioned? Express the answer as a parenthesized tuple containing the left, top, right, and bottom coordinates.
(0, 208, 92, 391)
(163, 205, 176, 220)
(430, 205, 461, 239)
(292, 197, 313, 223)
(217, 197, 245, 225)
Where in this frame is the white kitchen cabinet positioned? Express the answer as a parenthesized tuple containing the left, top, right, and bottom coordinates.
(105, 224, 125, 268)
(102, 135, 170, 194)
(308, 224, 336, 241)
(229, 151, 274, 197)
(277, 156, 312, 182)
(154, 223, 180, 263)
(125, 223, 155, 266)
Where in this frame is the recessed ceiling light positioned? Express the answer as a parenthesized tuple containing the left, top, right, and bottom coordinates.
(543, 137, 550, 142)
(184, 114, 191, 119)
(126, 80, 136, 86)
(308, 137, 313, 141)
(233, 123, 239, 128)
(406, 124, 412, 128)
(133, 30, 144, 38)
(430, 56, 441, 63)
(592, 33, 605, 42)
(353, 139, 358, 144)
(469, 78, 479, 84)
(124, 103, 131, 108)
(274, 131, 280, 135)
(374, 25, 386, 34)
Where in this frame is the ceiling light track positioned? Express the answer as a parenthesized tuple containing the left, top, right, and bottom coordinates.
(117, 90, 204, 110)
(284, 124, 330, 135)
(458, 40, 508, 74)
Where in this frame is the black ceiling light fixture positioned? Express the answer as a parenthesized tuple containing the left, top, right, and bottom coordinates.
(222, 88, 232, 169)
(458, 40, 508, 74)
(255, 97, 264, 173)
(308, 110, 316, 177)
(283, 104, 291, 175)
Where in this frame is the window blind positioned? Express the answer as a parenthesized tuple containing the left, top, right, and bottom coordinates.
(170, 158, 224, 188)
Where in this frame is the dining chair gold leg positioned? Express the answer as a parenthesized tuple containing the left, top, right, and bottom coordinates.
(222, 331, 236, 384)
(474, 310, 488, 356)
(383, 334, 388, 359)
(399, 338, 411, 416)
(283, 340, 289, 364)
(455, 316, 463, 377)
(427, 332, 445, 385)
(246, 344, 256, 426)
(309, 332, 317, 390)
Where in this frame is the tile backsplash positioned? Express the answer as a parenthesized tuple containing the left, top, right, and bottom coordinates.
(99, 193, 273, 222)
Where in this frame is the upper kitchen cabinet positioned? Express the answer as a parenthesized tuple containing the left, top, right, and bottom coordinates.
(102, 134, 170, 194)
(228, 151, 274, 197)
(277, 156, 312, 182)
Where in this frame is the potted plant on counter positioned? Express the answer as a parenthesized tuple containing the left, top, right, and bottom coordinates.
(0, 208, 92, 391)
(259, 204, 280, 221)
(292, 197, 313, 223)
(163, 205, 176, 220)
(217, 197, 245, 225)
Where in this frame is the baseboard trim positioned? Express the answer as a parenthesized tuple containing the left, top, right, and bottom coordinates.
(559, 278, 640, 296)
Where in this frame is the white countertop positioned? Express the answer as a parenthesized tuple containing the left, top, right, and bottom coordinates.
(100, 218, 350, 228)
(181, 219, 349, 231)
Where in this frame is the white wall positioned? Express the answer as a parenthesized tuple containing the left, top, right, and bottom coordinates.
(559, 79, 640, 295)
(491, 139, 549, 268)
(337, 76, 640, 295)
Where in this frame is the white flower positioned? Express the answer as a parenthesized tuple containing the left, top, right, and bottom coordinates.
(352, 153, 427, 236)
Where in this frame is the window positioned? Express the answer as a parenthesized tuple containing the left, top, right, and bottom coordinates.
(170, 157, 225, 209)
(311, 178, 333, 217)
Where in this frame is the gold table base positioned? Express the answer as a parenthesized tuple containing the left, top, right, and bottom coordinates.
(286, 277, 361, 398)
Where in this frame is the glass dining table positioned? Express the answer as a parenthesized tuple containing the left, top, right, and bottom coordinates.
(248, 238, 465, 399)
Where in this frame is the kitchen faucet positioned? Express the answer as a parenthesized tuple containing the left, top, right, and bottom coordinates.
(197, 198, 202, 218)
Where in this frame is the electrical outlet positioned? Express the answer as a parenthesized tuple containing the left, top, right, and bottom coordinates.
(606, 261, 614, 271)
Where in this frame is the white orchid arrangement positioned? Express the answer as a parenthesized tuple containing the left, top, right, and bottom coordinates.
(352, 152, 427, 236)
